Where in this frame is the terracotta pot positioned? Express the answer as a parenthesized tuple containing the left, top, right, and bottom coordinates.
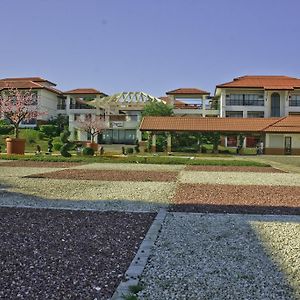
(6, 138, 26, 155)
(86, 142, 98, 151)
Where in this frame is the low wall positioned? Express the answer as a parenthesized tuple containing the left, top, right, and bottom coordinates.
(265, 148, 300, 155)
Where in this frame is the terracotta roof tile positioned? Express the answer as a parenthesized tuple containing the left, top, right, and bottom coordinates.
(140, 116, 280, 132)
(0, 80, 62, 95)
(166, 88, 210, 95)
(64, 88, 107, 95)
(216, 75, 300, 90)
(264, 116, 300, 132)
(1, 77, 56, 86)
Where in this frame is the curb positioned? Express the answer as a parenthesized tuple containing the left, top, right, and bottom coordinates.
(111, 208, 167, 300)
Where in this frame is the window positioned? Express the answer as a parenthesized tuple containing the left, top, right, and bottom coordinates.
(226, 94, 264, 106)
(289, 95, 300, 107)
(225, 111, 243, 118)
(247, 111, 264, 118)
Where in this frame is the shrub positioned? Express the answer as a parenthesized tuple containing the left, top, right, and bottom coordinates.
(126, 147, 134, 154)
(0, 125, 13, 135)
(82, 147, 94, 156)
(53, 143, 62, 151)
(60, 127, 73, 157)
(19, 129, 41, 144)
(39, 125, 59, 138)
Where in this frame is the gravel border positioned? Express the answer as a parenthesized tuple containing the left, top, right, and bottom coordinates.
(112, 209, 167, 300)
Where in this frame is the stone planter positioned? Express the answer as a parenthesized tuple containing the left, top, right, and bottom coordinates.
(86, 142, 98, 151)
(6, 138, 26, 155)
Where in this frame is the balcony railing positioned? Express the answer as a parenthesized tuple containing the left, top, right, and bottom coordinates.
(57, 104, 66, 110)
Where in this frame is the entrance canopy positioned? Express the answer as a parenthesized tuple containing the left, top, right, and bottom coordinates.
(140, 116, 300, 134)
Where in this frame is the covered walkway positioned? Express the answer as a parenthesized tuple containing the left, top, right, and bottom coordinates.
(139, 116, 300, 155)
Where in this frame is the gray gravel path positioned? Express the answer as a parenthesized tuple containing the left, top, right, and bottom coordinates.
(139, 213, 300, 300)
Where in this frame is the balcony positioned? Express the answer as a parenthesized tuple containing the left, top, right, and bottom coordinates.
(57, 104, 66, 110)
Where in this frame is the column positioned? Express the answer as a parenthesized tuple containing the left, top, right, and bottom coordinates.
(202, 95, 206, 117)
(151, 133, 156, 153)
(167, 133, 172, 152)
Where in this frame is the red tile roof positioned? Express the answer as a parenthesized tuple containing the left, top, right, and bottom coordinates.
(159, 96, 185, 105)
(264, 116, 300, 132)
(140, 116, 300, 133)
(1, 77, 56, 86)
(0, 78, 62, 95)
(166, 88, 210, 95)
(64, 88, 107, 95)
(216, 75, 300, 90)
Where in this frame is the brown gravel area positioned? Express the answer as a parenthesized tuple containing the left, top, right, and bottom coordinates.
(26, 169, 179, 182)
(171, 184, 300, 215)
(0, 161, 83, 168)
(0, 207, 156, 299)
(185, 165, 285, 173)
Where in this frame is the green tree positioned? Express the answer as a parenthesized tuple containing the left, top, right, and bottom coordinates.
(142, 101, 173, 116)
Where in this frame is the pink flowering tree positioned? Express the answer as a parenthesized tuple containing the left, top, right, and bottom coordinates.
(0, 87, 45, 138)
(76, 115, 108, 143)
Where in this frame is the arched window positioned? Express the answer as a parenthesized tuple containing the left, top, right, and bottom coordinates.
(271, 93, 280, 117)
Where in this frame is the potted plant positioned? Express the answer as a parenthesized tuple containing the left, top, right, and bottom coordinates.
(0, 87, 45, 154)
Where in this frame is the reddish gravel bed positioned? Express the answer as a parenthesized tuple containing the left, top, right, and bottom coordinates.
(0, 207, 156, 299)
(185, 165, 285, 173)
(26, 169, 179, 182)
(171, 184, 300, 215)
(0, 161, 82, 168)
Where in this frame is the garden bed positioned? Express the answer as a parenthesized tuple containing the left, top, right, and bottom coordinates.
(0, 207, 155, 299)
(171, 184, 300, 214)
(185, 165, 285, 173)
(26, 169, 179, 182)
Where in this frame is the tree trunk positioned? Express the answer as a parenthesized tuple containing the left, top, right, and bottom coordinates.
(14, 125, 19, 138)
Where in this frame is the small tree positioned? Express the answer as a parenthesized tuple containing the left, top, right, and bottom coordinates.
(0, 87, 44, 138)
(142, 101, 173, 117)
(75, 115, 108, 143)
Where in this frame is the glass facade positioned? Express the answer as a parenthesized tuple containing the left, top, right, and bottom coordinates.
(102, 129, 136, 144)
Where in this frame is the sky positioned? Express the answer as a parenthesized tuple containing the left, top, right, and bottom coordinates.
(1, 0, 300, 96)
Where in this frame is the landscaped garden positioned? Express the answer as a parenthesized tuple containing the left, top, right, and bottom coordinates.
(0, 149, 299, 299)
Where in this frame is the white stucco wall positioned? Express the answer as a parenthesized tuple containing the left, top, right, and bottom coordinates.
(38, 89, 60, 120)
(266, 133, 300, 148)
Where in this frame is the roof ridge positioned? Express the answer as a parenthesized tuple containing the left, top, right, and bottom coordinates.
(262, 116, 287, 131)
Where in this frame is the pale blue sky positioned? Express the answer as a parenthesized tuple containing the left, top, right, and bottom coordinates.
(1, 0, 300, 96)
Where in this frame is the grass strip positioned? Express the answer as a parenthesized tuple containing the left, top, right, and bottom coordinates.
(0, 154, 270, 167)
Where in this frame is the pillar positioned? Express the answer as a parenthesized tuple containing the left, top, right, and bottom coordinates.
(151, 133, 156, 153)
(167, 133, 172, 152)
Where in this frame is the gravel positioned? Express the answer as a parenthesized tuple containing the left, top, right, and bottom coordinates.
(0, 161, 84, 168)
(139, 213, 300, 300)
(179, 171, 300, 186)
(0, 207, 156, 300)
(26, 169, 179, 182)
(72, 162, 185, 171)
(185, 165, 285, 173)
(172, 183, 300, 215)
(0, 178, 174, 211)
(0, 167, 65, 178)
